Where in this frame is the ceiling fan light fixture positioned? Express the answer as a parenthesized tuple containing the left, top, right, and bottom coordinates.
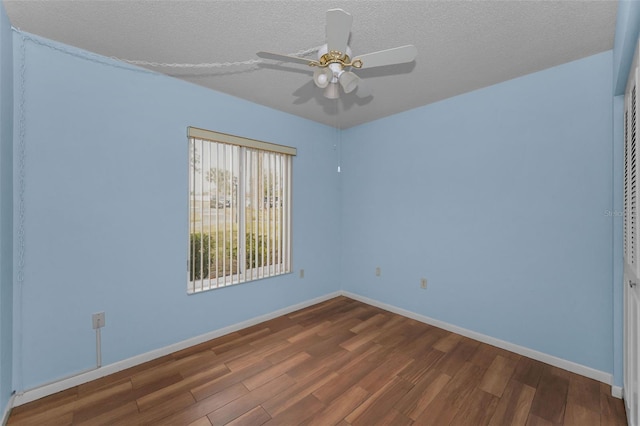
(313, 68, 333, 88)
(339, 71, 359, 94)
(324, 82, 340, 99)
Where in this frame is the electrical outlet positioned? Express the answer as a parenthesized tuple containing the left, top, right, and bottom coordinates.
(92, 312, 105, 329)
(421, 278, 427, 289)
(299, 269, 304, 278)
(375, 267, 381, 277)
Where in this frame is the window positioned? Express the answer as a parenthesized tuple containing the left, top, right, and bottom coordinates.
(187, 127, 296, 294)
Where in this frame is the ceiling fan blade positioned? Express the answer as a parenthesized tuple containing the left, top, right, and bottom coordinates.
(355, 45, 417, 69)
(256, 51, 314, 66)
(326, 9, 352, 54)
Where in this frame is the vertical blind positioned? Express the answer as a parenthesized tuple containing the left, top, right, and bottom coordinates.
(187, 127, 295, 294)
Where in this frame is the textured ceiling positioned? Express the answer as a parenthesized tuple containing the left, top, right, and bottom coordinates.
(4, 0, 618, 129)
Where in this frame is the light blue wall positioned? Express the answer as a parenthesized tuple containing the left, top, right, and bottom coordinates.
(0, 0, 14, 413)
(341, 51, 614, 374)
(13, 32, 341, 389)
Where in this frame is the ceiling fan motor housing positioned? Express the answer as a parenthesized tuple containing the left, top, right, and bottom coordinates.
(314, 44, 351, 86)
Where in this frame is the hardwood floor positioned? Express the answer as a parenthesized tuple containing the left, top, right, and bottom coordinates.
(7, 296, 628, 425)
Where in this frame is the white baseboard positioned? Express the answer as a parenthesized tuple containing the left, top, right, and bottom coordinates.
(13, 291, 341, 407)
(612, 385, 623, 399)
(12, 289, 623, 406)
(1, 394, 15, 426)
(342, 291, 620, 397)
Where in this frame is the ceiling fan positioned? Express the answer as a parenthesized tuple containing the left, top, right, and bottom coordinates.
(257, 9, 417, 99)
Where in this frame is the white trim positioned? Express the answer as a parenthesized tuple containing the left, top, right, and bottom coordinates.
(342, 291, 619, 396)
(12, 291, 340, 407)
(1, 394, 15, 426)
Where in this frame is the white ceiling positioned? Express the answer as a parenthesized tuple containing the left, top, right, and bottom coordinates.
(3, 0, 618, 129)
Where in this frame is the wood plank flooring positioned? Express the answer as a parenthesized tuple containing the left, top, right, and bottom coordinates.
(7, 296, 628, 425)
